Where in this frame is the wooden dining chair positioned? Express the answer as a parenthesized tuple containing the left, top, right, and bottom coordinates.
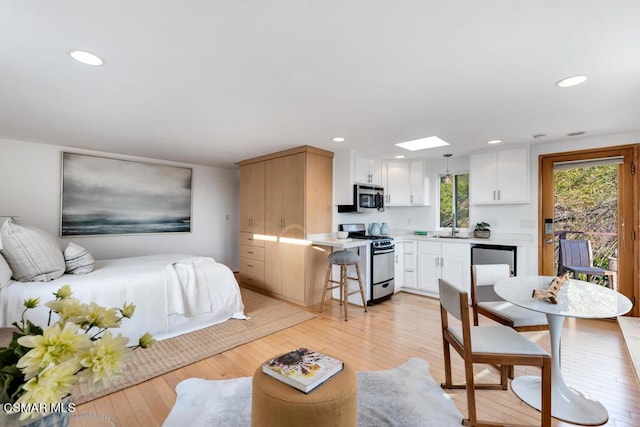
(439, 278, 552, 427)
(471, 264, 548, 332)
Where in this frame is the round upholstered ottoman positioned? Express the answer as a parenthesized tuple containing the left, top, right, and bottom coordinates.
(251, 362, 357, 427)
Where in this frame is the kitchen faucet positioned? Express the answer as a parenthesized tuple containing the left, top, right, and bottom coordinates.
(451, 212, 458, 236)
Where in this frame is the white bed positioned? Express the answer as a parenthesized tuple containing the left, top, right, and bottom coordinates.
(0, 253, 246, 342)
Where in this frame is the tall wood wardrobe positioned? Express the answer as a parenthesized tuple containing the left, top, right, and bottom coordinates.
(237, 145, 333, 306)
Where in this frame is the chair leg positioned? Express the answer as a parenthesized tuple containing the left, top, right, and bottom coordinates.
(499, 364, 508, 390)
(463, 359, 478, 426)
(339, 265, 345, 306)
(354, 263, 368, 312)
(541, 357, 552, 427)
(441, 340, 453, 388)
(341, 265, 348, 321)
(319, 263, 333, 313)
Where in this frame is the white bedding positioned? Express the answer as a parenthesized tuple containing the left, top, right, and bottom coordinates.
(0, 253, 246, 342)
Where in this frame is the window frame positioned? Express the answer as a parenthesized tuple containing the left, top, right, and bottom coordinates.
(438, 171, 470, 232)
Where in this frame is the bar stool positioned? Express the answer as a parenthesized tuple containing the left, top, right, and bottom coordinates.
(319, 250, 367, 321)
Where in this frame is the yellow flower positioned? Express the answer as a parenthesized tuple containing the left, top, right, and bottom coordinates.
(16, 360, 78, 420)
(80, 331, 129, 387)
(83, 302, 121, 329)
(23, 297, 40, 309)
(46, 298, 85, 324)
(138, 332, 155, 349)
(54, 285, 73, 299)
(120, 302, 136, 318)
(17, 322, 90, 379)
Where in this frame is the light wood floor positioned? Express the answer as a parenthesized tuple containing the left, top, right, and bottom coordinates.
(76, 290, 640, 426)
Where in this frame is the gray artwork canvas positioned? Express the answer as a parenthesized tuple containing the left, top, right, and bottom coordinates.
(61, 152, 192, 236)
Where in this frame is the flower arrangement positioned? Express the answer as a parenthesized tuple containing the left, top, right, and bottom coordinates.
(0, 285, 154, 421)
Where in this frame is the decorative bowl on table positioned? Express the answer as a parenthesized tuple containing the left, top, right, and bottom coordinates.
(336, 231, 349, 239)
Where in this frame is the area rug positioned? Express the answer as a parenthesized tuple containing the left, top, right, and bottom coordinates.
(72, 288, 316, 404)
(163, 358, 463, 427)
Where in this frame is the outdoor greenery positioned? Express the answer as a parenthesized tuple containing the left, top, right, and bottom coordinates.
(554, 163, 618, 282)
(440, 173, 469, 229)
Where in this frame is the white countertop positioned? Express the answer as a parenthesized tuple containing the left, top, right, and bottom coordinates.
(392, 233, 532, 246)
(309, 235, 371, 249)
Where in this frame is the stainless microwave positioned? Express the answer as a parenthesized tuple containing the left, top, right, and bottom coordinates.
(338, 184, 385, 213)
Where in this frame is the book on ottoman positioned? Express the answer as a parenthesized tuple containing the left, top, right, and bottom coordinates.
(262, 348, 344, 393)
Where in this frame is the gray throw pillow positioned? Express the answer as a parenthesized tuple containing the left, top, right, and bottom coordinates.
(0, 220, 65, 282)
(64, 242, 95, 275)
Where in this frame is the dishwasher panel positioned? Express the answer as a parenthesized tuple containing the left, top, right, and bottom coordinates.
(471, 244, 517, 276)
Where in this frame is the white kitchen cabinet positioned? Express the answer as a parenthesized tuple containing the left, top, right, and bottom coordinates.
(385, 161, 411, 205)
(355, 154, 382, 185)
(334, 150, 382, 205)
(394, 240, 404, 290)
(470, 146, 530, 204)
(402, 240, 417, 288)
(417, 241, 470, 295)
(408, 160, 429, 205)
(383, 160, 430, 206)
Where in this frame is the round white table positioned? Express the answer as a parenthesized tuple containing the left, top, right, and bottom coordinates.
(494, 276, 632, 426)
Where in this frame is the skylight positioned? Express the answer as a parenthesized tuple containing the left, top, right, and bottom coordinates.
(395, 136, 449, 151)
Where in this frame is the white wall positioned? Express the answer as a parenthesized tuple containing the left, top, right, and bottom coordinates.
(0, 138, 239, 269)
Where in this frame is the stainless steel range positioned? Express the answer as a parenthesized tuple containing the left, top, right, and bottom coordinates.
(339, 223, 395, 305)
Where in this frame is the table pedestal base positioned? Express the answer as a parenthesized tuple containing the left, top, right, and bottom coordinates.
(511, 375, 608, 426)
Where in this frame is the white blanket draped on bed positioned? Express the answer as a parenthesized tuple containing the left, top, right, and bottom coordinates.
(166, 257, 216, 316)
(0, 254, 247, 342)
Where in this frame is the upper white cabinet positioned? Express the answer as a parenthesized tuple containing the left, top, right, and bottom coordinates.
(469, 146, 530, 204)
(383, 160, 430, 206)
(334, 150, 382, 205)
(354, 154, 382, 185)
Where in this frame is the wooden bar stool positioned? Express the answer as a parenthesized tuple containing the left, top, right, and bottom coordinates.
(319, 250, 367, 321)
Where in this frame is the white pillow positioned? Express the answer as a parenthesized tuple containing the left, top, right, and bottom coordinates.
(64, 242, 95, 275)
(0, 220, 65, 282)
(0, 255, 12, 288)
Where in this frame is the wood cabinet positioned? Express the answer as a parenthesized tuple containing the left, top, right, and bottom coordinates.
(417, 241, 470, 295)
(469, 147, 530, 204)
(265, 153, 305, 238)
(239, 162, 265, 233)
(383, 160, 430, 206)
(238, 146, 333, 306)
(238, 232, 265, 290)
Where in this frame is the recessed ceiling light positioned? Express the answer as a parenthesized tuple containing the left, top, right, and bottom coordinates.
(487, 139, 502, 145)
(394, 155, 405, 159)
(556, 75, 587, 88)
(567, 131, 586, 137)
(395, 136, 449, 151)
(332, 137, 345, 142)
(69, 50, 105, 66)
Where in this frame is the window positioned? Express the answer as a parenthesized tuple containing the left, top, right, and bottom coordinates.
(439, 173, 469, 229)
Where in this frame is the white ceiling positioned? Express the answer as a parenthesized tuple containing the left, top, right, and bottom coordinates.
(1, 1, 639, 168)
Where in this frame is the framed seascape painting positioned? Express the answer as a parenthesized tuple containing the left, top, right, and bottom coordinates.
(61, 152, 192, 236)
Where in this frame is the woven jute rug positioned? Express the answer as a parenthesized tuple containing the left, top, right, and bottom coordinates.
(72, 288, 316, 404)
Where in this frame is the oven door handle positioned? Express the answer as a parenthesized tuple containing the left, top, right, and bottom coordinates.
(372, 248, 395, 255)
